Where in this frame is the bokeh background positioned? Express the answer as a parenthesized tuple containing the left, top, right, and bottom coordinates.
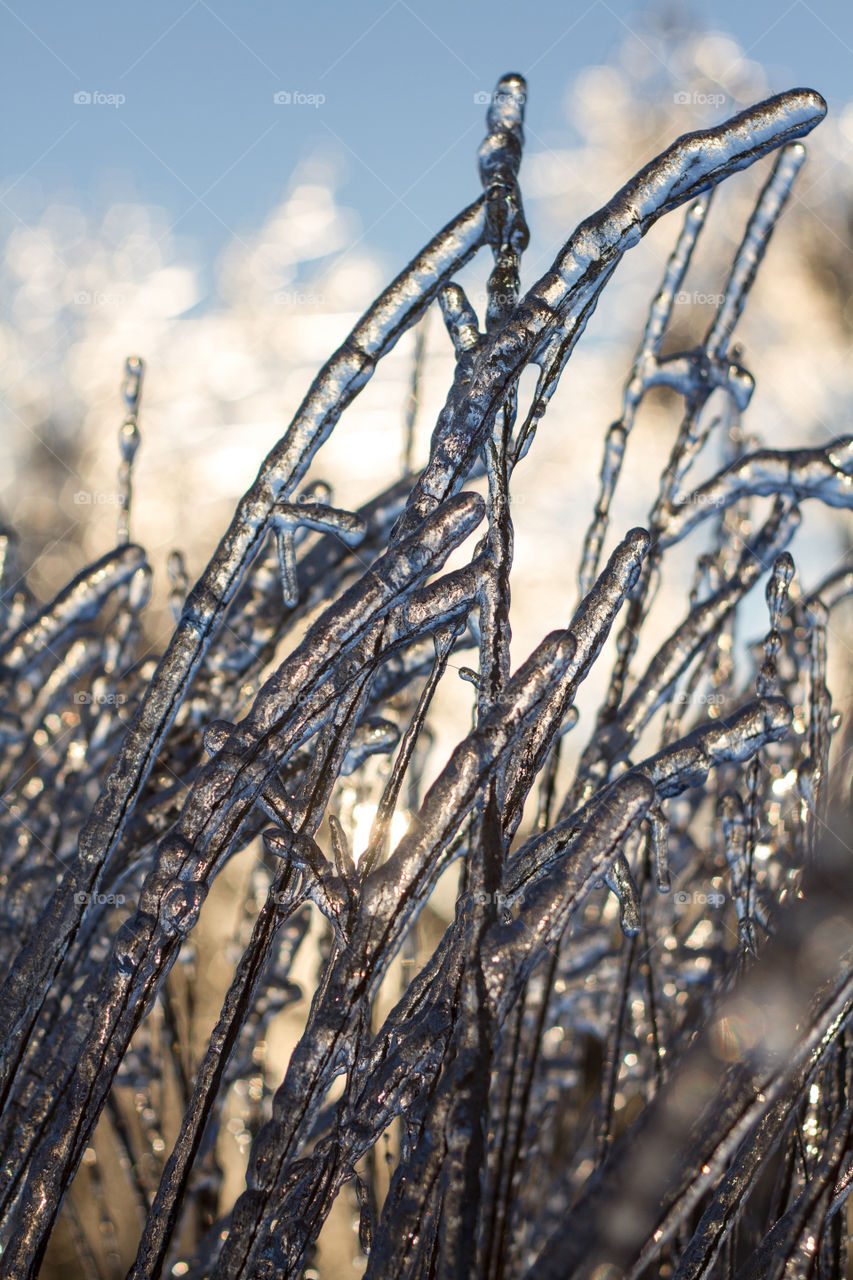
(1, 0, 852, 649)
(2, 0, 851, 750)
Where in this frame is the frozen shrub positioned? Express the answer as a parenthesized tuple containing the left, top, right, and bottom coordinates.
(0, 74, 851, 1280)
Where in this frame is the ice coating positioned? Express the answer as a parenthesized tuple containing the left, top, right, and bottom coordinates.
(727, 1104, 853, 1280)
(271, 498, 367, 608)
(572, 500, 800, 793)
(530, 859, 853, 1280)
(0, 543, 147, 681)
(479, 72, 528, 333)
(704, 145, 805, 360)
(660, 437, 853, 546)
(117, 355, 144, 545)
(396, 89, 825, 539)
(0, 185, 490, 1082)
(0, 72, 850, 1280)
(167, 548, 189, 622)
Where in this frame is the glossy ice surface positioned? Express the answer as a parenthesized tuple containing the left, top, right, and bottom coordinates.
(0, 75, 851, 1280)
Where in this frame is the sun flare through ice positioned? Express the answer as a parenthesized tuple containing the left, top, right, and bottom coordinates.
(350, 803, 409, 864)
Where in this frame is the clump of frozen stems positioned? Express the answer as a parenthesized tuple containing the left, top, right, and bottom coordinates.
(0, 74, 851, 1280)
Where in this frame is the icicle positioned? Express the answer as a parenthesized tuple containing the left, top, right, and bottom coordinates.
(478, 72, 528, 332)
(329, 814, 357, 897)
(273, 520, 299, 608)
(648, 805, 670, 894)
(439, 283, 482, 357)
(402, 318, 427, 475)
(800, 597, 832, 853)
(271, 500, 366, 610)
(604, 856, 643, 938)
(117, 355, 144, 546)
(167, 549, 189, 623)
(341, 717, 399, 774)
(353, 1170, 375, 1256)
(705, 144, 806, 362)
(720, 790, 758, 955)
(758, 552, 795, 696)
(576, 197, 709, 593)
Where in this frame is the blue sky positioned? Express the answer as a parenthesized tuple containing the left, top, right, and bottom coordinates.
(1, 0, 851, 284)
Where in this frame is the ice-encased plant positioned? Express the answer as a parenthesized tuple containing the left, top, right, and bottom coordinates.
(0, 72, 852, 1280)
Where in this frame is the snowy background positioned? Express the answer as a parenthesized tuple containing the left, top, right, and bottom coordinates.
(1, 4, 851, 736)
